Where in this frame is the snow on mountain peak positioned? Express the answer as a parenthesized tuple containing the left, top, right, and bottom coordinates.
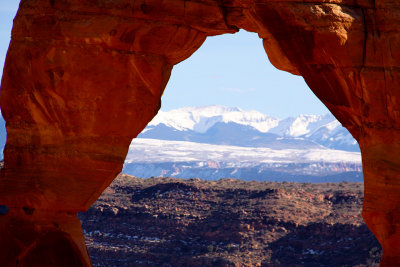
(148, 105, 280, 133)
(145, 106, 355, 150)
(286, 114, 334, 137)
(140, 105, 359, 153)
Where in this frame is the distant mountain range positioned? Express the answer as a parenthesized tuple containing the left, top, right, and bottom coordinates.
(139, 105, 359, 152)
(124, 106, 362, 182)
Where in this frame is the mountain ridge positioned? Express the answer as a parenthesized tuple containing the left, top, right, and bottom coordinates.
(140, 105, 359, 152)
(124, 106, 362, 182)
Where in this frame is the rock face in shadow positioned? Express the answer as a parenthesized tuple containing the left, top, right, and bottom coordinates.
(0, 0, 399, 265)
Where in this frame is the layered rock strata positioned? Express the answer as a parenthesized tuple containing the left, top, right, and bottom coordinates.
(0, 0, 399, 265)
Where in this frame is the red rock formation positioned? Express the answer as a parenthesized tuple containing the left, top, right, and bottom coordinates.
(0, 0, 398, 265)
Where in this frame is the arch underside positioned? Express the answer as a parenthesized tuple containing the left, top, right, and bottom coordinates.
(1, 0, 400, 265)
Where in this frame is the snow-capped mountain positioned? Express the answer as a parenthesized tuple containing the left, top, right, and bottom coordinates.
(306, 121, 359, 152)
(124, 105, 362, 182)
(145, 105, 279, 133)
(139, 105, 359, 152)
(268, 114, 335, 137)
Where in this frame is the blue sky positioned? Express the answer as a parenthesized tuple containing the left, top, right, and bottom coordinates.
(0, 1, 19, 77)
(0, 1, 330, 118)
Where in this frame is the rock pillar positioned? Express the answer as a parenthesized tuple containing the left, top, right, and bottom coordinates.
(360, 131, 400, 266)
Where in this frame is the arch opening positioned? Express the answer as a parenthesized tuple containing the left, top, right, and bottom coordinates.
(123, 30, 362, 182)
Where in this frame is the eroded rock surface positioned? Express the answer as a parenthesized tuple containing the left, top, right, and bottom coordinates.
(0, 0, 399, 265)
(80, 175, 380, 267)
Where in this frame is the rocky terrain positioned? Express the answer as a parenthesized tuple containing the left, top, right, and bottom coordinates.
(79, 174, 381, 267)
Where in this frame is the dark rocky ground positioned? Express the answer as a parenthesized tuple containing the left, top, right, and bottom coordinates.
(79, 175, 381, 267)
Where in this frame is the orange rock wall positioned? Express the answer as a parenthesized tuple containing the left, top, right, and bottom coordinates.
(0, 0, 399, 265)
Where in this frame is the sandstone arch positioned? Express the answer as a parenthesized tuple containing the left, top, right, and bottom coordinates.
(0, 0, 398, 265)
